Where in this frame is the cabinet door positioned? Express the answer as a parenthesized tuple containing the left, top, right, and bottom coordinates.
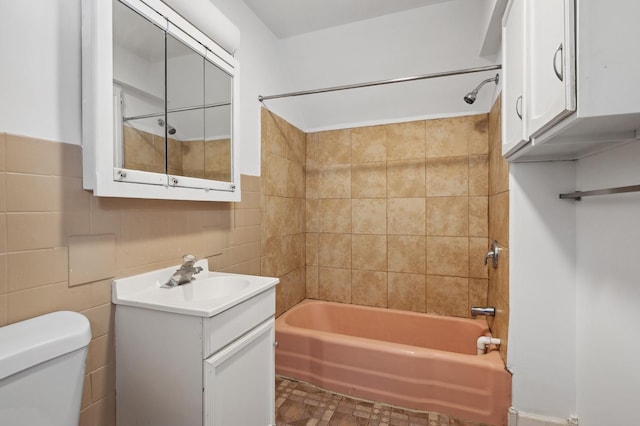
(526, 0, 576, 137)
(502, 0, 528, 156)
(204, 319, 275, 426)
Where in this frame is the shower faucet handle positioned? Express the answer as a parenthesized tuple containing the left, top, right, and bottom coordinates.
(484, 240, 500, 268)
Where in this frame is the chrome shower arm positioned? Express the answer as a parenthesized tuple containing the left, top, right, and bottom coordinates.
(463, 73, 500, 104)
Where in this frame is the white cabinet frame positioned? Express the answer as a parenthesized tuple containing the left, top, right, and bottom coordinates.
(81, 0, 241, 201)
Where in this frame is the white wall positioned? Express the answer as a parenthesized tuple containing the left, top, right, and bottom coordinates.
(508, 161, 577, 419)
(575, 142, 640, 426)
(0, 1, 82, 145)
(272, 0, 500, 131)
(0, 0, 286, 176)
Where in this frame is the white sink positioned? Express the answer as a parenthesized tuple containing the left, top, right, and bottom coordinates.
(168, 277, 251, 302)
(112, 260, 279, 317)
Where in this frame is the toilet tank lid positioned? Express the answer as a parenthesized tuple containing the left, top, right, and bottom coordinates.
(0, 311, 92, 380)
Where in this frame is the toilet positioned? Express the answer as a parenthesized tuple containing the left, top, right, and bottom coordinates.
(0, 311, 92, 426)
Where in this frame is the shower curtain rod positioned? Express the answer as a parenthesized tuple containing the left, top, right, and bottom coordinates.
(258, 64, 502, 102)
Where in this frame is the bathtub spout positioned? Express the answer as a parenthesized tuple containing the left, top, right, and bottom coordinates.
(477, 336, 501, 355)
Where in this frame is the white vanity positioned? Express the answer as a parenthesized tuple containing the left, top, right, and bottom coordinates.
(112, 260, 279, 425)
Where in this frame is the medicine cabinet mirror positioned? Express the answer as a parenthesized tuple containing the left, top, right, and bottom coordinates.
(82, 0, 240, 201)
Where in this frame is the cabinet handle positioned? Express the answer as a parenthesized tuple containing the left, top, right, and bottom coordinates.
(515, 95, 523, 120)
(553, 43, 564, 82)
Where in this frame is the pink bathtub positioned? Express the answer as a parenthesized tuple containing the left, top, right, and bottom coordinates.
(275, 300, 511, 425)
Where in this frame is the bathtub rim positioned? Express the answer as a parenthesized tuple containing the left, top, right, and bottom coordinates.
(276, 299, 503, 364)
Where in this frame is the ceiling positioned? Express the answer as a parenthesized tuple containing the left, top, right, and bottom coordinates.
(242, 0, 455, 38)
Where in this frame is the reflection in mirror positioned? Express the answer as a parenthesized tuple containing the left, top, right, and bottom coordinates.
(113, 0, 166, 174)
(166, 33, 205, 178)
(112, 0, 234, 186)
(165, 39, 233, 183)
(204, 58, 233, 182)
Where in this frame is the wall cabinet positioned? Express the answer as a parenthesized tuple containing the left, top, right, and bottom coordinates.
(501, 0, 527, 154)
(82, 0, 242, 201)
(502, 0, 640, 162)
(525, 0, 575, 138)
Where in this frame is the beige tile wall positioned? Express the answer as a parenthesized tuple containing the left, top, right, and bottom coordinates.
(306, 115, 490, 317)
(260, 108, 306, 316)
(0, 132, 260, 426)
(486, 96, 510, 361)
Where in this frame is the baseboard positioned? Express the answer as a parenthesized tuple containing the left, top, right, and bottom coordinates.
(508, 407, 578, 426)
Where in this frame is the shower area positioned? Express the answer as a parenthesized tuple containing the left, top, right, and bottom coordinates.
(259, 65, 511, 423)
(260, 66, 509, 339)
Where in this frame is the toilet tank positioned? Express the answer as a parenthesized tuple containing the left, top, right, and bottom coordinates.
(0, 311, 92, 426)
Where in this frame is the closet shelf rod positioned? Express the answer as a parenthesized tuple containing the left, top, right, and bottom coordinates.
(559, 185, 640, 201)
(258, 64, 502, 102)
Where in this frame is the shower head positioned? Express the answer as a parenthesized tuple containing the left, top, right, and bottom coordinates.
(463, 74, 500, 105)
(157, 118, 177, 135)
(463, 92, 477, 105)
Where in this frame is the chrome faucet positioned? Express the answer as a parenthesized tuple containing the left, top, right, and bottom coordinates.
(470, 306, 496, 317)
(162, 255, 204, 288)
(484, 240, 500, 268)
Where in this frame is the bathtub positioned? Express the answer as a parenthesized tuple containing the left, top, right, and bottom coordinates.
(275, 300, 511, 425)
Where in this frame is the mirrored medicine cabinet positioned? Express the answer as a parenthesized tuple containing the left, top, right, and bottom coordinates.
(82, 0, 240, 201)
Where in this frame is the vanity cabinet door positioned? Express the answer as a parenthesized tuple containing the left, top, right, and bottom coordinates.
(204, 319, 275, 426)
(501, 0, 528, 156)
(526, 0, 576, 137)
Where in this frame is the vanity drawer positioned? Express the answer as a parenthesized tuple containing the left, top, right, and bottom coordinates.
(202, 288, 275, 357)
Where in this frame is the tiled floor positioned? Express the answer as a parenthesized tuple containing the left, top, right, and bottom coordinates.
(275, 376, 491, 426)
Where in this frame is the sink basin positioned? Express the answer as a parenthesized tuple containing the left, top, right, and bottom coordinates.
(112, 260, 279, 317)
(166, 277, 250, 302)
